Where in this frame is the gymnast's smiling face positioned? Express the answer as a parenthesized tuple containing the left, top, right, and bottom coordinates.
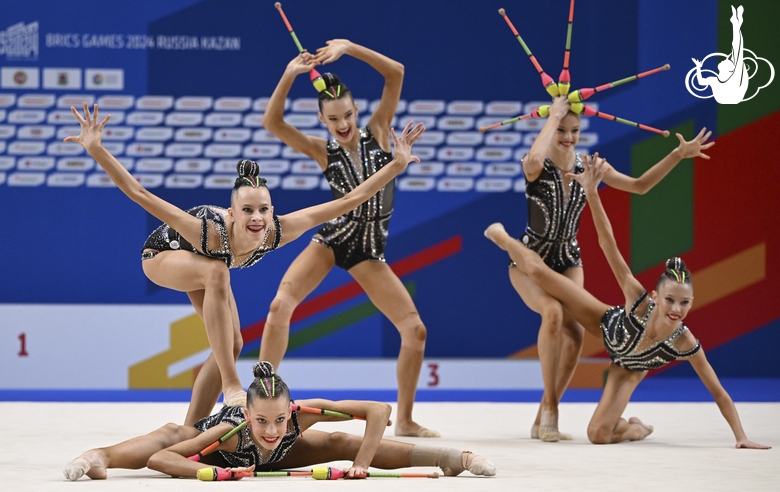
(652, 280, 694, 327)
(244, 397, 292, 451)
(319, 96, 359, 148)
(555, 113, 581, 153)
(228, 186, 274, 244)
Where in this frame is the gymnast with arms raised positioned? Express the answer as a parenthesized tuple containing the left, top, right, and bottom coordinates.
(485, 153, 769, 447)
(260, 39, 437, 437)
(64, 103, 424, 425)
(515, 95, 713, 442)
(63, 362, 496, 481)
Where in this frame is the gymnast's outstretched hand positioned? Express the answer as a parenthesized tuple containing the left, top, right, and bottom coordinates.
(390, 121, 426, 170)
(568, 152, 608, 194)
(63, 103, 111, 152)
(675, 127, 714, 160)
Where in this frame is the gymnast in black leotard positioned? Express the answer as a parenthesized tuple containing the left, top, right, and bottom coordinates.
(485, 154, 769, 448)
(64, 102, 425, 427)
(63, 362, 496, 481)
(508, 96, 716, 443)
(260, 39, 437, 438)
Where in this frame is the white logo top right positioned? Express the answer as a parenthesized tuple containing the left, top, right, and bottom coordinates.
(685, 5, 774, 104)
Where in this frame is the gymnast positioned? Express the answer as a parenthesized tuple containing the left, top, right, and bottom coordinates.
(512, 95, 713, 442)
(64, 103, 424, 424)
(485, 154, 770, 448)
(63, 362, 496, 481)
(259, 38, 438, 437)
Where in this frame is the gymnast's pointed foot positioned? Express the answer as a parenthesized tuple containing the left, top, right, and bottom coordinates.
(223, 388, 247, 407)
(409, 446, 496, 476)
(628, 416, 654, 440)
(484, 223, 509, 247)
(63, 451, 107, 481)
(395, 421, 441, 438)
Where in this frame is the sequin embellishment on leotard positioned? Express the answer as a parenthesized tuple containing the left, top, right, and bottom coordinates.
(601, 291, 701, 371)
(312, 126, 395, 270)
(194, 405, 300, 468)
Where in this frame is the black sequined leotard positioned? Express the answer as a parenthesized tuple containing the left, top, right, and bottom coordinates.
(512, 155, 586, 273)
(141, 205, 282, 269)
(601, 291, 701, 371)
(312, 126, 395, 270)
(194, 405, 301, 468)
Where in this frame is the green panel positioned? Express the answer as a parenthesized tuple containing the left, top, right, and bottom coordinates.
(630, 121, 695, 273)
(717, 0, 780, 135)
(241, 282, 416, 358)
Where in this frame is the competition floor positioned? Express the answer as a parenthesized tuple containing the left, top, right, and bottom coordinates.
(6, 399, 778, 491)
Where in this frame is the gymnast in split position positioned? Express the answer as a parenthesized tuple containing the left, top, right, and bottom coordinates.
(63, 362, 496, 481)
(485, 154, 769, 448)
(64, 103, 424, 425)
(515, 96, 714, 442)
(260, 39, 438, 437)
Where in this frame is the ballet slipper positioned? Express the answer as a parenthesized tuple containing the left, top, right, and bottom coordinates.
(395, 424, 441, 438)
(223, 389, 247, 407)
(538, 425, 561, 442)
(63, 456, 106, 481)
(532, 424, 572, 441)
(628, 417, 654, 440)
(409, 446, 496, 476)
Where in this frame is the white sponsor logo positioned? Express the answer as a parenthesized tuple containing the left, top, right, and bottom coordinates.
(243, 113, 265, 128)
(213, 128, 250, 142)
(165, 143, 203, 157)
(446, 100, 484, 115)
(136, 127, 174, 141)
(286, 113, 320, 128)
(165, 174, 203, 188)
(127, 111, 165, 126)
(485, 163, 522, 177)
(486, 101, 523, 115)
(56, 94, 94, 108)
(686, 5, 774, 104)
(103, 143, 125, 155)
(204, 144, 241, 157)
(214, 97, 251, 111)
(291, 160, 321, 174)
(406, 162, 445, 176)
(166, 112, 204, 126)
(44, 68, 82, 90)
(47, 142, 84, 156)
(398, 115, 437, 128)
(204, 174, 235, 189)
(353, 98, 368, 112)
(418, 130, 445, 145)
(1, 67, 40, 88)
(8, 171, 45, 186)
(320, 176, 330, 190)
(412, 146, 437, 160)
(523, 133, 539, 146)
(302, 129, 328, 139)
(174, 127, 212, 142)
(17, 157, 53, 170)
(578, 132, 598, 147)
(437, 116, 474, 130)
(174, 158, 211, 173)
(9, 141, 46, 155)
(127, 143, 164, 157)
(97, 95, 135, 109)
(102, 126, 134, 140)
(514, 118, 544, 131)
(370, 99, 407, 114)
(213, 159, 239, 173)
(446, 131, 483, 146)
(0, 94, 15, 107)
(514, 178, 527, 193)
(57, 157, 93, 171)
(484, 132, 522, 145)
(0, 171, 4, 185)
(252, 129, 280, 143)
(0, 125, 17, 138)
(18, 94, 55, 108)
(0, 22, 39, 60)
(136, 96, 174, 110)
(244, 144, 281, 159)
(476, 147, 513, 161)
(86, 173, 116, 187)
(47, 172, 85, 187)
(437, 177, 473, 192)
(258, 159, 290, 174)
(0, 109, 5, 122)
(282, 175, 319, 190)
(291, 98, 319, 112)
(398, 176, 435, 191)
(0, 157, 14, 170)
(446, 163, 483, 176)
(48, 111, 74, 125)
(85, 68, 124, 90)
(476, 178, 513, 192)
(282, 146, 305, 158)
(437, 147, 474, 161)
(408, 100, 445, 114)
(253, 97, 282, 112)
(9, 109, 45, 124)
(205, 113, 242, 127)
(0, 141, 5, 153)
(175, 96, 213, 111)
(134, 174, 164, 188)
(136, 159, 172, 172)
(360, 114, 395, 128)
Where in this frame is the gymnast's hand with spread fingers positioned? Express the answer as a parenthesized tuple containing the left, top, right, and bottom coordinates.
(568, 152, 608, 195)
(389, 121, 426, 172)
(63, 103, 111, 153)
(673, 127, 715, 160)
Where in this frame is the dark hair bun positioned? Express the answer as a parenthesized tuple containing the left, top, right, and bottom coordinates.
(665, 257, 687, 271)
(253, 361, 275, 379)
(236, 159, 260, 178)
(320, 72, 341, 90)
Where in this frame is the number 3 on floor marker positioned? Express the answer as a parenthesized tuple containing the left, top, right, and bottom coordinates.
(427, 363, 439, 387)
